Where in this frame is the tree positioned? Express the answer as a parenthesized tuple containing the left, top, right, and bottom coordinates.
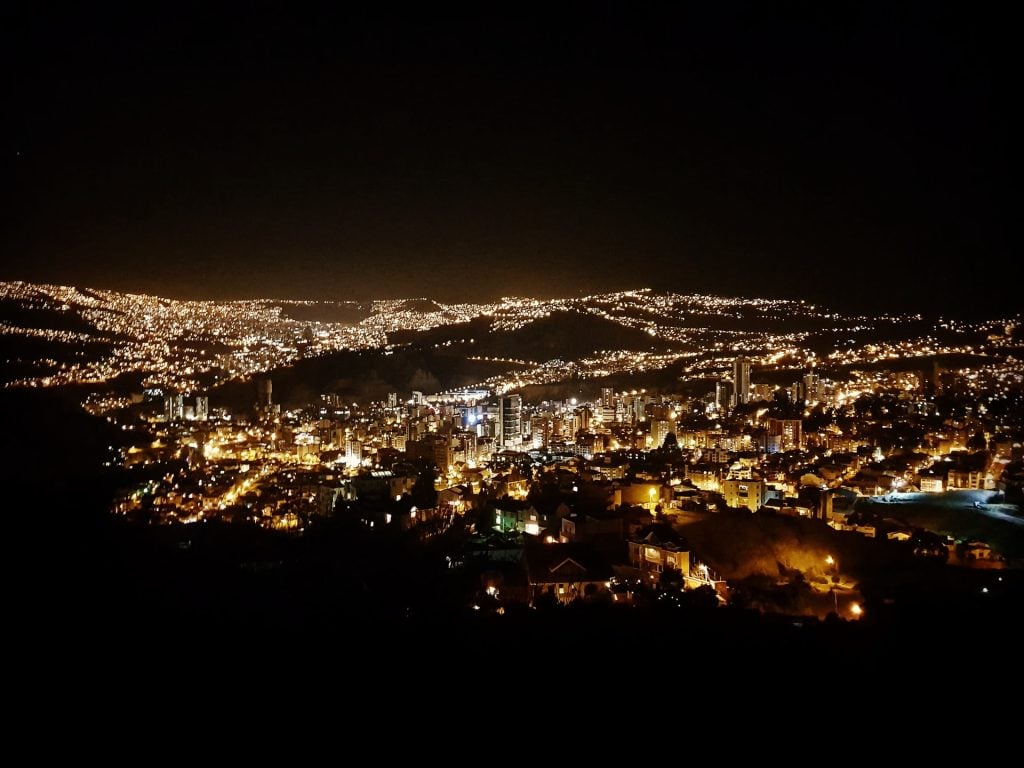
(659, 567, 684, 592)
(408, 368, 439, 393)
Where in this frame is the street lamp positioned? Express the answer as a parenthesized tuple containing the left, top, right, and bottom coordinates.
(648, 487, 657, 511)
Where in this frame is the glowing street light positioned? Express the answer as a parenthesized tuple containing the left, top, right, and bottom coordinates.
(850, 602, 863, 617)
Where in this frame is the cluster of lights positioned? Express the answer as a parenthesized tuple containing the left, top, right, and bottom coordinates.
(5, 280, 1021, 554)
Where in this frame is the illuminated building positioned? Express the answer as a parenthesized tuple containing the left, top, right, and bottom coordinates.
(164, 393, 184, 421)
(631, 394, 648, 422)
(722, 477, 765, 512)
(529, 415, 550, 448)
(573, 405, 591, 434)
(802, 372, 820, 403)
(651, 418, 675, 449)
(499, 394, 522, 448)
(195, 395, 209, 421)
(715, 379, 730, 411)
(766, 418, 803, 452)
(344, 439, 362, 467)
(947, 468, 993, 490)
(628, 526, 690, 583)
(494, 502, 541, 535)
(601, 387, 615, 408)
(732, 356, 751, 406)
(685, 465, 720, 492)
(524, 544, 612, 605)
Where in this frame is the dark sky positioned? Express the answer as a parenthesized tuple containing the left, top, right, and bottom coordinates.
(2, 2, 1014, 314)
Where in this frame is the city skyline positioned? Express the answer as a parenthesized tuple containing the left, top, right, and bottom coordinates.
(4, 4, 1015, 315)
(4, 3, 1020, 676)
(3, 278, 1021, 673)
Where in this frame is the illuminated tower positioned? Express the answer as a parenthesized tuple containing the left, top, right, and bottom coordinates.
(732, 356, 751, 407)
(767, 418, 803, 452)
(601, 388, 615, 408)
(499, 394, 522, 449)
(802, 372, 819, 403)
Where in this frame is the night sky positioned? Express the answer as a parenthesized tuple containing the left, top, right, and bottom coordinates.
(3, 2, 1014, 314)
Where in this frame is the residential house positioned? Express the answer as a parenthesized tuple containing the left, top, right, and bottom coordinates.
(524, 543, 612, 605)
(628, 524, 690, 584)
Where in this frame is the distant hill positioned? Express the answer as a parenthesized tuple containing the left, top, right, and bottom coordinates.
(0, 297, 99, 335)
(277, 302, 372, 324)
(390, 309, 674, 361)
(210, 346, 522, 409)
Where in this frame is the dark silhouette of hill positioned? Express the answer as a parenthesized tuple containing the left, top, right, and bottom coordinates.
(277, 302, 372, 324)
(207, 309, 679, 410)
(0, 335, 114, 384)
(390, 309, 674, 360)
(0, 388, 126, 488)
(518, 360, 695, 402)
(211, 346, 521, 409)
(398, 299, 444, 313)
(0, 297, 99, 335)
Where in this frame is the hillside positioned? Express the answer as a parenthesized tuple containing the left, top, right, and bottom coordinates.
(390, 309, 675, 361)
(210, 346, 522, 409)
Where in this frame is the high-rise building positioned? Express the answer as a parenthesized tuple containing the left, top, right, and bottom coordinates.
(732, 356, 751, 407)
(632, 395, 647, 423)
(529, 416, 550, 449)
(767, 418, 803, 453)
(573, 405, 590, 434)
(164, 393, 184, 421)
(715, 380, 731, 411)
(802, 372, 820, 404)
(601, 388, 615, 409)
(651, 418, 676, 449)
(499, 394, 522, 449)
(344, 439, 362, 468)
(195, 396, 209, 421)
